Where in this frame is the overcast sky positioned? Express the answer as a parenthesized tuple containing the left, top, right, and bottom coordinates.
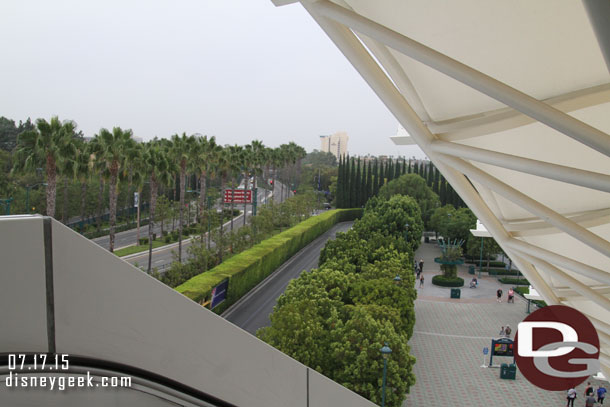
(0, 0, 425, 158)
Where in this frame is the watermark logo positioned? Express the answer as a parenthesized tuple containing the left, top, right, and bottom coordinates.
(514, 305, 600, 391)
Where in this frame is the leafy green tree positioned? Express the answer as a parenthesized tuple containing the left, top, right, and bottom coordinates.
(302, 150, 337, 167)
(378, 173, 440, 228)
(466, 235, 502, 269)
(330, 305, 415, 407)
(430, 205, 476, 243)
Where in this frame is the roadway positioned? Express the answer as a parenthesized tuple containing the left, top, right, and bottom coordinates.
(222, 221, 353, 335)
(121, 182, 288, 271)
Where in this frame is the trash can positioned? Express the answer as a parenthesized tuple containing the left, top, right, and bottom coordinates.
(468, 265, 475, 275)
(500, 363, 517, 380)
(450, 288, 461, 299)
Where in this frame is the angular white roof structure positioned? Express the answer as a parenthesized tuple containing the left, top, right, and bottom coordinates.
(272, 0, 610, 377)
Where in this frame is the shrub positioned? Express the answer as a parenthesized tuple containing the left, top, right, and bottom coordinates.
(432, 275, 464, 287)
(164, 235, 172, 244)
(176, 208, 363, 313)
(498, 277, 529, 285)
(486, 269, 520, 276)
(138, 237, 148, 245)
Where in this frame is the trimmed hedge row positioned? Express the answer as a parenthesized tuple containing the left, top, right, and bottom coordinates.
(432, 275, 464, 287)
(176, 208, 363, 313)
(485, 269, 521, 276)
(498, 277, 529, 285)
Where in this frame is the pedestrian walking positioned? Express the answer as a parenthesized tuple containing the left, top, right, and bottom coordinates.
(496, 288, 503, 302)
(586, 382, 594, 397)
(597, 385, 606, 405)
(566, 387, 577, 407)
(419, 274, 424, 288)
(585, 393, 596, 407)
(504, 325, 512, 338)
(499, 326, 506, 337)
(419, 259, 424, 273)
(507, 288, 515, 303)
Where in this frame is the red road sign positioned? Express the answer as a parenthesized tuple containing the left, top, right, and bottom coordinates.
(224, 189, 252, 204)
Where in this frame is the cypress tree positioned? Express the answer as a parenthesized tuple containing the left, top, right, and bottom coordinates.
(343, 155, 350, 208)
(337, 155, 343, 207)
(349, 157, 356, 207)
(379, 160, 385, 188)
(360, 162, 368, 206)
(427, 162, 433, 187)
(401, 158, 407, 175)
(366, 161, 373, 202)
(408, 159, 412, 173)
(387, 160, 393, 182)
(433, 164, 440, 194)
(394, 158, 401, 179)
(413, 161, 419, 175)
(373, 158, 379, 196)
(355, 158, 362, 207)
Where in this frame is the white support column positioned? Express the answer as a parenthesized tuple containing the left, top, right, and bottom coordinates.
(519, 253, 610, 312)
(302, 2, 563, 306)
(505, 238, 610, 285)
(310, 0, 610, 158)
(430, 140, 610, 193)
(437, 153, 610, 258)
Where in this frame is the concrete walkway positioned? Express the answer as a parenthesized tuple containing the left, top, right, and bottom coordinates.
(403, 240, 606, 407)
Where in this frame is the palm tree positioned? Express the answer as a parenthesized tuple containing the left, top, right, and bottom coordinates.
(74, 140, 92, 231)
(12, 116, 76, 218)
(248, 140, 265, 215)
(214, 146, 230, 262)
(193, 136, 221, 230)
(270, 147, 282, 204)
(143, 141, 173, 273)
(227, 145, 244, 237)
(91, 127, 135, 252)
(169, 133, 197, 262)
(242, 144, 253, 226)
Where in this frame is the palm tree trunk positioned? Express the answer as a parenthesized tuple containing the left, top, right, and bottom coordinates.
(243, 172, 249, 226)
(80, 181, 87, 232)
(96, 177, 104, 233)
(178, 164, 186, 262)
(108, 165, 119, 253)
(62, 176, 69, 224)
(136, 187, 142, 245)
(127, 168, 133, 227)
(230, 177, 235, 233)
(219, 176, 226, 263)
(271, 165, 276, 204)
(147, 176, 158, 273)
(45, 154, 57, 218)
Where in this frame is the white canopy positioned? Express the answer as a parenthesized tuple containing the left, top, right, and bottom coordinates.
(273, 0, 610, 377)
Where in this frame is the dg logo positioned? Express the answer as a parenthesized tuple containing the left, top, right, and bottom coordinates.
(515, 305, 600, 391)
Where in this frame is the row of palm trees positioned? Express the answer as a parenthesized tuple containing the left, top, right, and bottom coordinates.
(12, 116, 306, 271)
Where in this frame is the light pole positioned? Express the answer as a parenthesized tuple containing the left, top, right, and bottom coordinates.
(393, 275, 402, 285)
(380, 342, 392, 407)
(0, 198, 13, 215)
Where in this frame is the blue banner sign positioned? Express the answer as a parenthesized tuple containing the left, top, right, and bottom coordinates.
(210, 279, 229, 309)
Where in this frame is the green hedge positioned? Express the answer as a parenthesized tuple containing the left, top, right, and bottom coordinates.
(498, 277, 529, 285)
(513, 285, 547, 308)
(176, 208, 363, 313)
(432, 275, 464, 287)
(485, 269, 521, 276)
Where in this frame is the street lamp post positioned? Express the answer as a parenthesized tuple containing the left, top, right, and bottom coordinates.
(380, 342, 392, 407)
(0, 198, 14, 215)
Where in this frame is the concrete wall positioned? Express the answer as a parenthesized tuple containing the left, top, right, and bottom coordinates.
(0, 216, 375, 407)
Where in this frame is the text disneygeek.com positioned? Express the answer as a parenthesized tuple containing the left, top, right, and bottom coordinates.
(3, 354, 131, 391)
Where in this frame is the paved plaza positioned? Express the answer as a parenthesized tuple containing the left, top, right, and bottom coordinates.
(403, 241, 606, 407)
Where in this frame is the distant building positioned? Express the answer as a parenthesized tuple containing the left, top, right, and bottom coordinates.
(320, 131, 349, 159)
